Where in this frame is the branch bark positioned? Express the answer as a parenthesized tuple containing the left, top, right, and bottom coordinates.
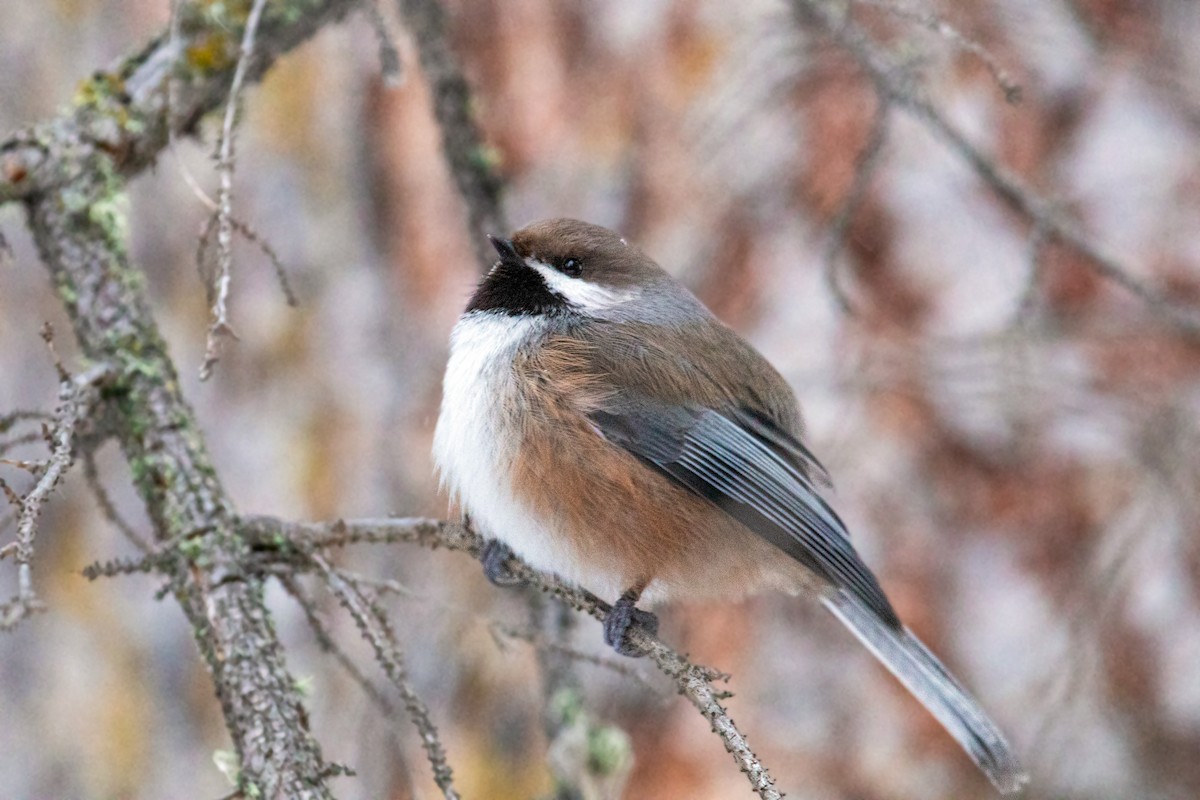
(242, 516, 784, 800)
(396, 0, 508, 268)
(2, 1, 365, 795)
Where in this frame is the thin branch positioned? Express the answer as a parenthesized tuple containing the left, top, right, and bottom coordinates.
(853, 0, 1021, 103)
(823, 96, 891, 316)
(165, 0, 298, 316)
(311, 553, 462, 800)
(792, 0, 1200, 336)
(198, 212, 299, 309)
(1010, 220, 1052, 327)
(0, 430, 45, 458)
(279, 576, 401, 717)
(367, 0, 403, 86)
(81, 448, 153, 553)
(489, 620, 655, 690)
(242, 515, 780, 800)
(0, 358, 111, 630)
(0, 410, 54, 433)
(329, 567, 422, 600)
(201, 0, 270, 381)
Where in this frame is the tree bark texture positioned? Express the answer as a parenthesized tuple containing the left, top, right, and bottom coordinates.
(3, 1, 365, 796)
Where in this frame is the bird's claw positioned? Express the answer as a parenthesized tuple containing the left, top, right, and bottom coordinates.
(603, 593, 658, 658)
(481, 540, 522, 587)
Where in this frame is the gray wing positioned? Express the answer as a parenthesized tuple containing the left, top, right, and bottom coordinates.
(591, 402, 900, 628)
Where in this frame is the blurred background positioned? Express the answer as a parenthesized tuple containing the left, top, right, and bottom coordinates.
(3, 0, 1200, 798)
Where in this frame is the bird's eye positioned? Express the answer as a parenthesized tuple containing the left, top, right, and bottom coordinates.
(560, 257, 582, 277)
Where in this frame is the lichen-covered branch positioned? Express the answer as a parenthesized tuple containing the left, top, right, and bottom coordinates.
(1, 0, 363, 204)
(241, 515, 784, 800)
(0, 0, 369, 795)
(396, 0, 508, 268)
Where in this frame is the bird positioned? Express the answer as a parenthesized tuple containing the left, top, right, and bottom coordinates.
(432, 218, 1028, 794)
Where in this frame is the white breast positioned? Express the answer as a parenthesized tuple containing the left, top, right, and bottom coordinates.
(433, 312, 605, 589)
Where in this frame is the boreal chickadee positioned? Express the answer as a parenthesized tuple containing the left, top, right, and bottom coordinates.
(433, 218, 1027, 794)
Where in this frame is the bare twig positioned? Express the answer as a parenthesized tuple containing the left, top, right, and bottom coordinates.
(0, 359, 110, 630)
(165, 0, 299, 315)
(201, 0, 270, 381)
(82, 553, 165, 580)
(823, 96, 891, 315)
(0, 410, 54, 434)
(198, 212, 298, 309)
(490, 620, 656, 690)
(0, 430, 44, 457)
(367, 1, 403, 86)
(853, 0, 1021, 102)
(280, 576, 401, 717)
(242, 515, 780, 800)
(1010, 221, 1052, 327)
(311, 553, 462, 800)
(329, 568, 422, 600)
(81, 449, 152, 553)
(792, 0, 1200, 336)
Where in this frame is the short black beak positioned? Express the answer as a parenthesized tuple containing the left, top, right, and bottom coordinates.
(487, 234, 522, 265)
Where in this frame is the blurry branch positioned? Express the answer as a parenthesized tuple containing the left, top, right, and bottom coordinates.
(1010, 221, 1051, 327)
(489, 619, 654, 689)
(367, 0, 403, 86)
(396, 0, 508, 269)
(0, 339, 110, 631)
(793, 0, 1200, 335)
(524, 592, 627, 800)
(201, 0, 270, 382)
(0, 430, 47, 457)
(391, 0, 609, 787)
(81, 448, 153, 553)
(0, 0, 370, 795)
(823, 96, 891, 316)
(0, 410, 55, 432)
(198, 212, 299, 308)
(242, 515, 785, 800)
(854, 0, 1021, 103)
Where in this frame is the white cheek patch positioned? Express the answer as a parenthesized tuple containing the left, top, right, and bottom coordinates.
(527, 259, 639, 311)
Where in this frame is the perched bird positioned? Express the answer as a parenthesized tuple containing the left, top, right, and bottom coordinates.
(433, 218, 1027, 794)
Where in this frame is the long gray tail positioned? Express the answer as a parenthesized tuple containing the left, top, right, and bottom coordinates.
(823, 590, 1029, 795)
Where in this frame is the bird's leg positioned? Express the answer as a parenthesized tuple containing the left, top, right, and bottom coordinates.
(480, 539, 522, 586)
(603, 586, 658, 658)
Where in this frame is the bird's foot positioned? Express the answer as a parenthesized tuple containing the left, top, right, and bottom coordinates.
(481, 540, 522, 587)
(603, 591, 658, 658)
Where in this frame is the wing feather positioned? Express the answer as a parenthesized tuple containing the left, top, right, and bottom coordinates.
(591, 403, 899, 627)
